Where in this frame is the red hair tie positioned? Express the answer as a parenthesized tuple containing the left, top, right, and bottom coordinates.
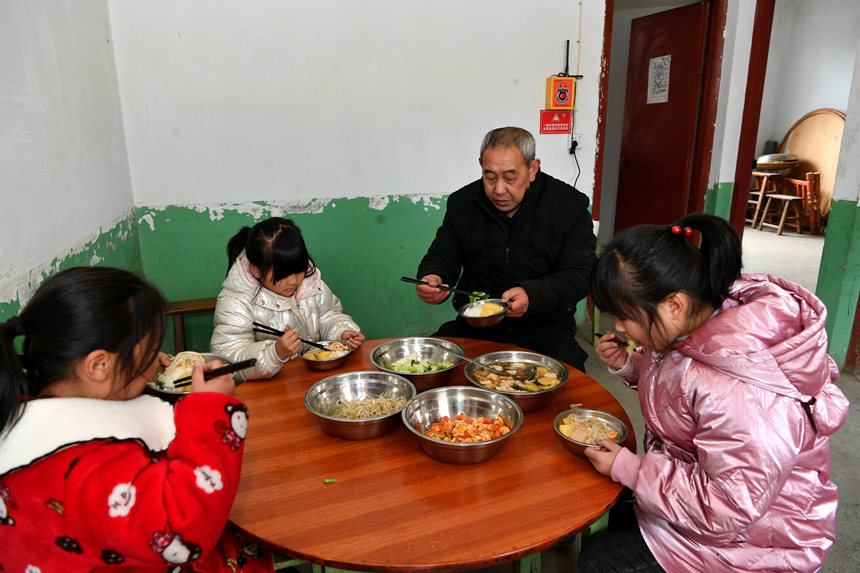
(671, 225, 693, 237)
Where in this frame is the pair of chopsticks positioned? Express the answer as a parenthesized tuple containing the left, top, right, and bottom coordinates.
(173, 358, 257, 388)
(251, 321, 328, 351)
(595, 332, 629, 346)
(400, 276, 489, 300)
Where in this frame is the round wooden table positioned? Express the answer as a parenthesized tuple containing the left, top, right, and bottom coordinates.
(229, 338, 635, 572)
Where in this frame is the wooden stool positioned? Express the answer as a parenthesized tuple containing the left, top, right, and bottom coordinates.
(747, 170, 779, 228)
(757, 194, 803, 235)
(165, 297, 217, 353)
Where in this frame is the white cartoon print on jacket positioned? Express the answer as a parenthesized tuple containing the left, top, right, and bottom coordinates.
(215, 403, 249, 451)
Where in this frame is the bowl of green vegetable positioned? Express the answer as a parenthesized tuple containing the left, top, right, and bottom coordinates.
(370, 337, 464, 392)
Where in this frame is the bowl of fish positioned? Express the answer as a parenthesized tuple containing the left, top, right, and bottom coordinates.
(464, 350, 569, 412)
(402, 386, 522, 464)
(300, 340, 353, 371)
(304, 370, 416, 440)
(457, 298, 509, 328)
(145, 351, 232, 403)
(553, 408, 630, 459)
(370, 337, 464, 392)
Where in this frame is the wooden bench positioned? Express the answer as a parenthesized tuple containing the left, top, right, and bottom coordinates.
(165, 297, 217, 353)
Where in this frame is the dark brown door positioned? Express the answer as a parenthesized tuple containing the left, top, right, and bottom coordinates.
(614, 2, 708, 233)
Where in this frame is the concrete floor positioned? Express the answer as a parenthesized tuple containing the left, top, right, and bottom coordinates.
(295, 227, 859, 572)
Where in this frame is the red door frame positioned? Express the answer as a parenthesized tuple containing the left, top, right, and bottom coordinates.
(729, 0, 776, 238)
(594, 0, 727, 226)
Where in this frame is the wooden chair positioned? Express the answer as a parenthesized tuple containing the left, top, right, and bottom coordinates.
(757, 192, 803, 235)
(771, 109, 845, 234)
(165, 297, 217, 354)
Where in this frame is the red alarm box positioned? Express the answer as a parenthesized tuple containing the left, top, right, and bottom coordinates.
(546, 76, 575, 110)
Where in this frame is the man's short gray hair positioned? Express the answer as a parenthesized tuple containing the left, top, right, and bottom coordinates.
(480, 127, 536, 164)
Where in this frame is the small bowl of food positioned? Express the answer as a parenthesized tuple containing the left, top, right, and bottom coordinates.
(300, 340, 352, 371)
(401, 386, 522, 464)
(457, 298, 509, 327)
(370, 337, 464, 392)
(464, 350, 569, 411)
(304, 370, 416, 440)
(553, 408, 630, 458)
(146, 351, 232, 403)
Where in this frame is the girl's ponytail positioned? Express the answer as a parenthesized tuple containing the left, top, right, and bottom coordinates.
(676, 213, 742, 305)
(0, 318, 33, 433)
(226, 227, 253, 275)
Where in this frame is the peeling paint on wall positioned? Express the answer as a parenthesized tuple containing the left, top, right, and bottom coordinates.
(0, 214, 143, 316)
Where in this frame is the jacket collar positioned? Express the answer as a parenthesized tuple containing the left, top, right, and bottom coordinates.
(0, 395, 175, 475)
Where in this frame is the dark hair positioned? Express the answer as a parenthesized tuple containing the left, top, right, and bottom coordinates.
(226, 217, 315, 282)
(591, 213, 742, 338)
(0, 267, 166, 433)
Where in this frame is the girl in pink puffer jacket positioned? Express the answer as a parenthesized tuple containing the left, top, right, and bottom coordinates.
(580, 213, 849, 573)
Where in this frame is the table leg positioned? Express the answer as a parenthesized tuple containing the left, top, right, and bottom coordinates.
(514, 553, 542, 573)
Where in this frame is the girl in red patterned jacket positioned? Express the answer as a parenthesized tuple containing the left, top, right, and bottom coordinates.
(0, 267, 273, 573)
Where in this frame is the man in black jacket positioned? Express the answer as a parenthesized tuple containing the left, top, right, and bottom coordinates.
(415, 126, 596, 372)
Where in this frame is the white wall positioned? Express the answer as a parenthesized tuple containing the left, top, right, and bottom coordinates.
(832, 38, 860, 204)
(756, 0, 860, 155)
(108, 0, 607, 207)
(711, 0, 756, 185)
(0, 0, 132, 302)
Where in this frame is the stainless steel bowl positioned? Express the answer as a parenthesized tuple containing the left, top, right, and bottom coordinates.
(553, 408, 630, 459)
(464, 350, 569, 412)
(304, 370, 416, 440)
(370, 338, 465, 392)
(401, 386, 522, 464)
(145, 352, 232, 403)
(299, 340, 353, 371)
(457, 298, 509, 327)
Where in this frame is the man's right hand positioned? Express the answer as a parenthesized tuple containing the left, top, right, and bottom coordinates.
(415, 274, 451, 305)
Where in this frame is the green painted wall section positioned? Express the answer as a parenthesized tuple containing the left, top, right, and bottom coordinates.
(817, 199, 860, 366)
(0, 215, 143, 322)
(135, 198, 456, 352)
(703, 181, 734, 220)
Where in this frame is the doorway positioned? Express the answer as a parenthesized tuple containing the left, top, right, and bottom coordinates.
(613, 2, 707, 233)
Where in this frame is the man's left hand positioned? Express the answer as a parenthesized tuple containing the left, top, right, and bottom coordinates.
(502, 287, 529, 318)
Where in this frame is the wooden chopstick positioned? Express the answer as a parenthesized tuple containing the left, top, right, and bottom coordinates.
(173, 358, 257, 388)
(251, 322, 329, 351)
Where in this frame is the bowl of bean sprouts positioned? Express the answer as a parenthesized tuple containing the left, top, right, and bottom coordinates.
(553, 407, 630, 458)
(304, 370, 416, 440)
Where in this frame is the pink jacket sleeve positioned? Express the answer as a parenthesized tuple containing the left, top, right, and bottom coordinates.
(630, 365, 802, 541)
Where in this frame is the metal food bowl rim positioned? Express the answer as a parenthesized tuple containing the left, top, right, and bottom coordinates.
(299, 340, 353, 363)
(146, 352, 232, 395)
(369, 337, 466, 376)
(402, 385, 524, 446)
(465, 350, 569, 396)
(553, 407, 630, 448)
(456, 298, 510, 319)
(304, 370, 417, 422)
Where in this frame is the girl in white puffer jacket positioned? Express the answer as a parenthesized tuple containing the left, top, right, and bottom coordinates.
(210, 218, 363, 382)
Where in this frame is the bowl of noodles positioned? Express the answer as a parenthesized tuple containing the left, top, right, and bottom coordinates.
(464, 350, 569, 411)
(457, 298, 509, 328)
(145, 351, 232, 403)
(304, 370, 416, 440)
(401, 386, 523, 464)
(553, 408, 630, 458)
